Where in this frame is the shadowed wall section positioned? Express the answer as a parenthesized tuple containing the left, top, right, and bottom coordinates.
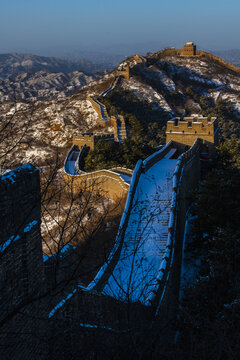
(0, 164, 44, 359)
(64, 168, 131, 200)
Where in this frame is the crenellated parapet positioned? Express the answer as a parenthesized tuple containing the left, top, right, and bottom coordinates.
(166, 116, 218, 152)
(73, 132, 114, 151)
(101, 76, 120, 97)
(196, 50, 240, 74)
(180, 42, 196, 56)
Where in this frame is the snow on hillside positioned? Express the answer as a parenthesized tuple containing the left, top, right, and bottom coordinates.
(159, 55, 240, 91)
(0, 70, 96, 102)
(0, 69, 118, 167)
(144, 65, 176, 91)
(1, 51, 240, 167)
(221, 93, 240, 114)
(122, 77, 173, 112)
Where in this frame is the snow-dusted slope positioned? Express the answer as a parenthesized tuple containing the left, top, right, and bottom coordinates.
(0, 70, 96, 102)
(118, 53, 240, 116)
(0, 97, 99, 166)
(122, 77, 173, 112)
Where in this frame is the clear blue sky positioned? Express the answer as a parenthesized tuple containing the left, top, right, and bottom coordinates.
(1, 0, 240, 57)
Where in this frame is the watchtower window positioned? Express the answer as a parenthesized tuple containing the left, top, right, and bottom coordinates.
(188, 122, 192, 128)
(170, 130, 172, 133)
(174, 119, 178, 126)
(182, 130, 184, 133)
(195, 131, 197, 134)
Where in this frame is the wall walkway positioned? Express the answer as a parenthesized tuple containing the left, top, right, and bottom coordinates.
(51, 140, 202, 319)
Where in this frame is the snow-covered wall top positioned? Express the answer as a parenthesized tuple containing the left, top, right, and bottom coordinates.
(84, 159, 143, 292)
(49, 140, 202, 321)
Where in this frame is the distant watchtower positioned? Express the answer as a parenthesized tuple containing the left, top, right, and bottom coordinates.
(181, 42, 196, 56)
(116, 64, 130, 80)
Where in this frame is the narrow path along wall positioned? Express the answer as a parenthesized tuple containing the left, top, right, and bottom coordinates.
(47, 140, 203, 357)
(86, 72, 128, 142)
(102, 144, 178, 303)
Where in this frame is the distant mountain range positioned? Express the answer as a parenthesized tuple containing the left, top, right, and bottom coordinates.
(0, 70, 96, 102)
(0, 53, 112, 101)
(0, 53, 115, 78)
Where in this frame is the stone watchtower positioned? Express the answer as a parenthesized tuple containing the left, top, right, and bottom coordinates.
(116, 64, 130, 80)
(73, 133, 114, 151)
(166, 116, 219, 153)
(181, 42, 196, 56)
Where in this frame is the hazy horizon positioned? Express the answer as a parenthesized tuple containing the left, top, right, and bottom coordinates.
(1, 0, 240, 60)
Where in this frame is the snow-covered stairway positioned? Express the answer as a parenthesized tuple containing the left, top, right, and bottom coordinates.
(115, 116, 127, 142)
(102, 149, 178, 303)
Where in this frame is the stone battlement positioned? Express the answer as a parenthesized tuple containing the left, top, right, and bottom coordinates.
(180, 42, 196, 56)
(73, 133, 114, 150)
(161, 42, 197, 57)
(166, 116, 218, 152)
(116, 64, 130, 80)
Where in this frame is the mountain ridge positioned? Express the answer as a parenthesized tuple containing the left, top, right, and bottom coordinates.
(0, 52, 113, 77)
(1, 49, 240, 168)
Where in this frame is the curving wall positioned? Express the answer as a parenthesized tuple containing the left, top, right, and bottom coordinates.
(46, 139, 204, 360)
(101, 76, 120, 97)
(64, 168, 130, 200)
(53, 140, 202, 311)
(87, 96, 108, 119)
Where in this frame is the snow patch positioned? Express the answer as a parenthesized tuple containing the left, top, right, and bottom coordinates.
(122, 78, 172, 112)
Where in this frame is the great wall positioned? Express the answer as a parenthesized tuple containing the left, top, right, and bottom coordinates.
(63, 55, 147, 199)
(0, 43, 225, 358)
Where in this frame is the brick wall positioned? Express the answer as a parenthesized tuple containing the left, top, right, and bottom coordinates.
(0, 164, 44, 359)
(180, 43, 196, 56)
(48, 286, 151, 359)
(166, 116, 218, 153)
(73, 133, 114, 151)
(64, 168, 130, 200)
